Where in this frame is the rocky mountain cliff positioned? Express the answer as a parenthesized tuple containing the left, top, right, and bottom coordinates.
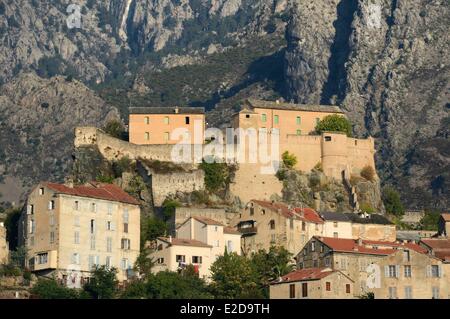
(0, 0, 447, 211)
(285, 0, 449, 209)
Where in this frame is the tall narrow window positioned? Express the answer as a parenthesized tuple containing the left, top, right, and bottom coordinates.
(296, 129, 301, 136)
(274, 115, 279, 124)
(123, 209, 129, 223)
(185, 117, 190, 125)
(326, 282, 331, 291)
(74, 216, 80, 227)
(164, 132, 170, 142)
(269, 220, 275, 230)
(74, 231, 80, 244)
(145, 132, 150, 141)
(39, 187, 44, 195)
(432, 287, 440, 299)
(296, 116, 301, 125)
(302, 283, 308, 298)
(107, 203, 113, 215)
(164, 116, 169, 124)
(389, 287, 397, 299)
(72, 253, 80, 265)
(48, 200, 55, 210)
(90, 203, 96, 213)
(289, 284, 295, 298)
(74, 201, 79, 211)
(90, 235, 96, 250)
(405, 286, 412, 299)
(346, 284, 351, 294)
(107, 237, 112, 253)
(144, 116, 150, 124)
(261, 114, 267, 122)
(123, 223, 129, 233)
(106, 256, 112, 269)
(50, 231, 55, 244)
(27, 205, 34, 215)
(49, 214, 55, 226)
(90, 219, 95, 234)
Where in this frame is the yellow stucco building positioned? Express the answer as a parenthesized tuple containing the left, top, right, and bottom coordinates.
(19, 182, 141, 287)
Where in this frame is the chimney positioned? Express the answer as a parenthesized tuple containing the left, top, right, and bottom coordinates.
(174, 106, 179, 114)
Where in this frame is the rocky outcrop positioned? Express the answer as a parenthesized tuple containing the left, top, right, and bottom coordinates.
(285, 0, 449, 209)
(0, 73, 118, 204)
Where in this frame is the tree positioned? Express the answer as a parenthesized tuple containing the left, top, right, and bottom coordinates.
(103, 119, 125, 139)
(281, 151, 297, 169)
(134, 248, 155, 278)
(31, 278, 80, 299)
(199, 159, 230, 193)
(83, 266, 118, 299)
(250, 246, 295, 298)
(120, 280, 147, 299)
(146, 269, 212, 299)
(382, 186, 405, 217)
(315, 114, 353, 137)
(141, 217, 168, 243)
(360, 165, 376, 182)
(420, 210, 441, 231)
(209, 251, 262, 299)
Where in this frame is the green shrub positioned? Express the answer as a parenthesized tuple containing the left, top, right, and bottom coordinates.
(359, 202, 375, 214)
(31, 278, 80, 299)
(360, 165, 376, 181)
(282, 151, 297, 169)
(315, 115, 353, 137)
(382, 186, 405, 217)
(162, 199, 181, 221)
(103, 119, 125, 139)
(191, 190, 210, 205)
(199, 159, 230, 193)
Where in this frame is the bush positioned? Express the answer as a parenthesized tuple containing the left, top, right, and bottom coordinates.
(83, 266, 118, 299)
(282, 151, 297, 169)
(31, 278, 80, 299)
(162, 199, 181, 221)
(359, 202, 375, 214)
(360, 165, 376, 181)
(315, 115, 353, 137)
(125, 175, 146, 198)
(112, 156, 133, 177)
(420, 211, 441, 231)
(190, 190, 210, 205)
(142, 217, 168, 242)
(382, 186, 405, 217)
(199, 159, 230, 193)
(103, 119, 125, 139)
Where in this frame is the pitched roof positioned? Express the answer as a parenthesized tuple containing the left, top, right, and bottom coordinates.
(271, 268, 349, 285)
(129, 106, 205, 115)
(441, 213, 450, 222)
(314, 236, 427, 256)
(320, 212, 351, 222)
(245, 98, 344, 114)
(192, 216, 224, 226)
(158, 237, 212, 248)
(42, 182, 139, 205)
(223, 226, 241, 235)
(344, 213, 393, 225)
(421, 238, 450, 250)
(251, 200, 324, 223)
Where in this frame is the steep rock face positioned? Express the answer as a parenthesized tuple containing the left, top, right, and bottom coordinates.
(285, 0, 449, 209)
(0, 73, 119, 203)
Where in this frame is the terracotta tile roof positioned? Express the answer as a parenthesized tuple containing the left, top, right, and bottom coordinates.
(158, 237, 212, 248)
(192, 216, 224, 226)
(43, 182, 139, 205)
(441, 213, 450, 222)
(271, 268, 344, 284)
(434, 250, 450, 262)
(421, 238, 450, 250)
(252, 200, 323, 222)
(223, 226, 241, 235)
(315, 237, 427, 256)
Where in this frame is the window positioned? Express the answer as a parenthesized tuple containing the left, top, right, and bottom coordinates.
(105, 256, 112, 269)
(107, 204, 113, 215)
(311, 241, 316, 252)
(389, 287, 397, 299)
(74, 231, 80, 244)
(176, 255, 186, 263)
(325, 257, 331, 267)
(39, 188, 44, 195)
(74, 201, 79, 211)
(121, 258, 130, 270)
(107, 237, 112, 253)
(261, 114, 267, 122)
(107, 221, 112, 231)
(90, 235, 96, 250)
(156, 258, 164, 265)
(164, 116, 169, 124)
(274, 115, 279, 124)
(289, 284, 295, 298)
(326, 282, 331, 291)
(71, 253, 80, 265)
(37, 253, 48, 264)
(346, 284, 351, 294)
(333, 232, 338, 238)
(164, 132, 170, 142)
(192, 256, 202, 264)
(261, 209, 266, 215)
(123, 209, 129, 223)
(302, 283, 308, 298)
(49, 214, 55, 226)
(325, 136, 332, 142)
(296, 129, 301, 136)
(145, 116, 150, 124)
(74, 216, 80, 227)
(270, 220, 276, 230)
(315, 224, 319, 231)
(333, 222, 338, 228)
(145, 132, 150, 141)
(50, 231, 55, 244)
(245, 114, 250, 119)
(432, 287, 440, 299)
(296, 116, 301, 125)
(27, 205, 34, 215)
(123, 223, 129, 233)
(387, 265, 399, 278)
(121, 238, 131, 250)
(290, 218, 294, 229)
(90, 203, 96, 213)
(90, 219, 95, 233)
(227, 240, 234, 252)
(404, 265, 412, 278)
(88, 255, 94, 269)
(48, 200, 55, 210)
(403, 250, 410, 262)
(250, 207, 254, 216)
(430, 265, 441, 278)
(404, 286, 412, 299)
(29, 220, 35, 234)
(185, 117, 190, 125)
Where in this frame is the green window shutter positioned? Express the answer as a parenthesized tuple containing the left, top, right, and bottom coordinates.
(274, 115, 279, 124)
(296, 116, 301, 125)
(262, 114, 267, 122)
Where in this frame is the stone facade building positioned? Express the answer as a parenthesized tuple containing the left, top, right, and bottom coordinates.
(438, 213, 450, 237)
(19, 182, 141, 286)
(236, 200, 323, 256)
(295, 236, 428, 296)
(0, 222, 8, 264)
(270, 268, 355, 299)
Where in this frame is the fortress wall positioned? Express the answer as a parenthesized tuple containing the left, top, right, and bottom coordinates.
(282, 135, 322, 172)
(346, 137, 377, 175)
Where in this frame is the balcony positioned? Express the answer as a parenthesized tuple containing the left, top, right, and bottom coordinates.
(31, 250, 58, 271)
(238, 227, 258, 236)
